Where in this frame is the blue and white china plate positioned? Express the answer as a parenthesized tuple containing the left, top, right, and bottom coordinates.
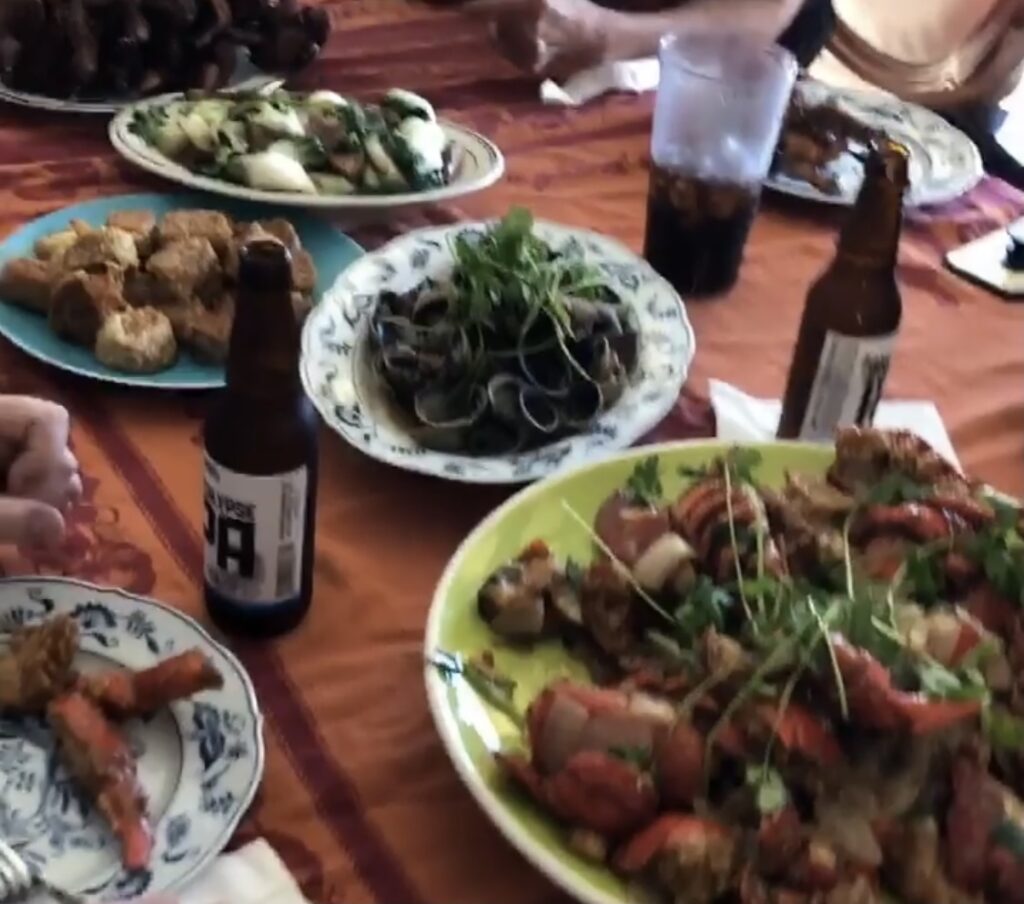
(300, 220, 695, 485)
(0, 578, 264, 900)
(0, 193, 363, 389)
(766, 79, 983, 207)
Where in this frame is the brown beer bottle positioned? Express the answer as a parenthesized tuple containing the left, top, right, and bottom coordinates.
(777, 140, 909, 440)
(202, 239, 318, 637)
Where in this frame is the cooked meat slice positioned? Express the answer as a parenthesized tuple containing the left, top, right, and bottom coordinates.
(156, 210, 233, 256)
(291, 291, 313, 324)
(59, 228, 139, 273)
(254, 218, 300, 251)
(47, 692, 153, 870)
(95, 307, 177, 374)
(0, 615, 79, 712)
(145, 237, 222, 304)
(49, 266, 126, 346)
(79, 649, 223, 719)
(0, 256, 54, 314)
(33, 228, 79, 262)
(291, 249, 317, 293)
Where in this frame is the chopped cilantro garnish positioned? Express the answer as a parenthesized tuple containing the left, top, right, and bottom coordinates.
(624, 456, 663, 507)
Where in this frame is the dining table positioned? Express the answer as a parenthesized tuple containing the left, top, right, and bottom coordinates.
(0, 2, 1023, 903)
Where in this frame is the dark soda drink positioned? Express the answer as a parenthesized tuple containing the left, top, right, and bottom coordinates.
(643, 163, 759, 297)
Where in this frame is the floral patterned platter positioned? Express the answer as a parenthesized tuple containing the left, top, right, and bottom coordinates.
(766, 78, 984, 207)
(0, 578, 264, 900)
(300, 220, 695, 484)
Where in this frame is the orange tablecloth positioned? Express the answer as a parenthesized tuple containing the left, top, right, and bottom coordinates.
(1, 3, 1024, 902)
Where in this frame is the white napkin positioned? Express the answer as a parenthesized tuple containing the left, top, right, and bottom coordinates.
(36, 839, 309, 904)
(709, 379, 961, 469)
(540, 57, 659, 106)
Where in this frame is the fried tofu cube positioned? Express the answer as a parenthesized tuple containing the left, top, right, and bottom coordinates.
(157, 210, 234, 256)
(181, 301, 234, 364)
(106, 211, 157, 257)
(49, 266, 126, 347)
(33, 229, 79, 262)
(60, 228, 139, 273)
(291, 292, 314, 324)
(95, 307, 177, 374)
(0, 257, 54, 314)
(253, 218, 300, 251)
(145, 238, 222, 305)
(290, 249, 317, 294)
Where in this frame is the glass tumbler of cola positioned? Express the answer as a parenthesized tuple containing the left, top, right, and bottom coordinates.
(644, 31, 797, 297)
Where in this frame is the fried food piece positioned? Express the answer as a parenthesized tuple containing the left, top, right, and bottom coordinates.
(291, 291, 313, 324)
(95, 307, 177, 374)
(80, 649, 223, 719)
(48, 691, 153, 871)
(33, 228, 79, 262)
(60, 228, 139, 273)
(106, 210, 156, 256)
(0, 256, 54, 314)
(122, 267, 180, 308)
(253, 218, 300, 251)
(0, 615, 78, 712)
(145, 237, 222, 304)
(291, 248, 317, 293)
(49, 265, 126, 346)
(181, 299, 233, 363)
(156, 210, 233, 256)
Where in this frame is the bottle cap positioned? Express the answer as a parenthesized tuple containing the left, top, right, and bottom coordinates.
(865, 138, 910, 188)
(239, 239, 293, 292)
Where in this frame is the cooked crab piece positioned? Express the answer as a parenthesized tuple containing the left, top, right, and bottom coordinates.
(0, 615, 79, 712)
(477, 541, 557, 641)
(79, 649, 223, 719)
(829, 427, 969, 496)
(47, 692, 152, 871)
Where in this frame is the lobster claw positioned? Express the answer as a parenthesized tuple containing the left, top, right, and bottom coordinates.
(497, 749, 657, 838)
(615, 814, 736, 904)
(831, 637, 981, 735)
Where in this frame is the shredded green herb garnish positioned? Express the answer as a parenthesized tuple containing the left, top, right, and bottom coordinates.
(624, 456, 663, 507)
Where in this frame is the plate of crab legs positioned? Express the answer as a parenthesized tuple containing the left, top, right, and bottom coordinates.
(0, 577, 263, 901)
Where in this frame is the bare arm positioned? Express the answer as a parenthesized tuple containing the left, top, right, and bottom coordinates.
(599, 0, 806, 62)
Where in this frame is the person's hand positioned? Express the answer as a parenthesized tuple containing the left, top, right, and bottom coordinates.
(0, 397, 81, 551)
(468, 0, 611, 79)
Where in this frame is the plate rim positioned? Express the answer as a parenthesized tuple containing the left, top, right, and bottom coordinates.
(0, 574, 266, 897)
(764, 78, 984, 208)
(108, 94, 506, 209)
(422, 438, 831, 904)
(0, 190, 364, 389)
(299, 218, 696, 484)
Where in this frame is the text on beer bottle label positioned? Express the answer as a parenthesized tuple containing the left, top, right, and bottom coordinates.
(203, 455, 307, 605)
(799, 330, 896, 441)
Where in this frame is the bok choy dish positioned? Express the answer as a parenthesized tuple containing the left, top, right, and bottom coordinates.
(130, 88, 451, 195)
(369, 209, 639, 456)
(450, 427, 1024, 904)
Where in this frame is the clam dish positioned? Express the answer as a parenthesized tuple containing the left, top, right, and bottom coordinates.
(369, 208, 639, 456)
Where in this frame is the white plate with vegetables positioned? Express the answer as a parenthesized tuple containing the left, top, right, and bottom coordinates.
(110, 87, 505, 211)
(300, 209, 694, 484)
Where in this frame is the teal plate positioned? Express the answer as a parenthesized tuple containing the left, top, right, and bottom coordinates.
(0, 193, 363, 389)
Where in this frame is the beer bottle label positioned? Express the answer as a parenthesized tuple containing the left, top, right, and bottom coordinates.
(798, 330, 896, 441)
(203, 454, 307, 604)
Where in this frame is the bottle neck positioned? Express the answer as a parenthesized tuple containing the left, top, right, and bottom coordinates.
(225, 288, 300, 398)
(834, 175, 905, 270)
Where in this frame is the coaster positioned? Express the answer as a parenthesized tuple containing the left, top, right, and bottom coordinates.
(944, 218, 1024, 298)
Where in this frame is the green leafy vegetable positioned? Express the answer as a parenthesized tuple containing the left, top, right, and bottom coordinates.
(673, 576, 735, 644)
(862, 472, 931, 506)
(984, 706, 1024, 753)
(625, 456, 663, 507)
(964, 499, 1024, 607)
